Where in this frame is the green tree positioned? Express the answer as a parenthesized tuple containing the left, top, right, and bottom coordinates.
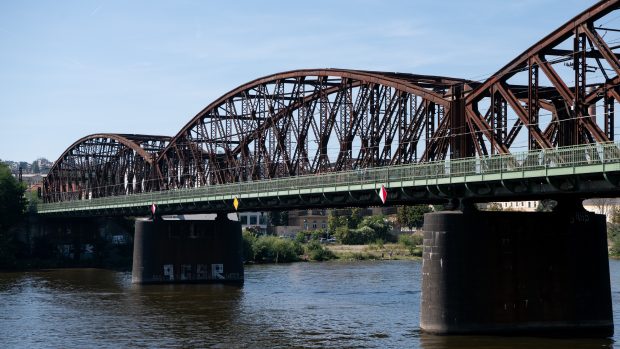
(295, 231, 308, 244)
(348, 208, 363, 229)
(304, 240, 335, 261)
(31, 160, 40, 174)
(334, 215, 393, 244)
(242, 229, 257, 262)
(398, 234, 424, 256)
(337, 226, 375, 245)
(333, 225, 351, 244)
(397, 205, 432, 230)
(18, 162, 29, 174)
(268, 211, 288, 226)
(0, 163, 26, 268)
(358, 215, 393, 242)
(327, 210, 347, 234)
(253, 236, 301, 263)
(294, 230, 323, 244)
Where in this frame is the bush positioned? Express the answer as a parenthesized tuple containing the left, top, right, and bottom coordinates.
(609, 224, 620, 257)
(413, 234, 423, 245)
(242, 230, 257, 262)
(243, 230, 340, 263)
(333, 226, 351, 244)
(304, 240, 335, 261)
(359, 215, 394, 242)
(339, 252, 372, 260)
(398, 233, 422, 247)
(610, 241, 620, 256)
(398, 233, 424, 257)
(311, 230, 325, 241)
(608, 223, 620, 238)
(295, 231, 309, 244)
(336, 226, 374, 245)
(398, 234, 414, 247)
(253, 236, 301, 263)
(410, 247, 423, 257)
(294, 230, 325, 244)
(367, 239, 384, 250)
(333, 215, 395, 245)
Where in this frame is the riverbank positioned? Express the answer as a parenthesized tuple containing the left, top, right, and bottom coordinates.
(242, 230, 423, 264)
(326, 243, 420, 261)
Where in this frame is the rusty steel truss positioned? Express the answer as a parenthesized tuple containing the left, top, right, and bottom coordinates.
(44, 134, 170, 202)
(158, 70, 473, 189)
(43, 0, 620, 202)
(466, 0, 620, 155)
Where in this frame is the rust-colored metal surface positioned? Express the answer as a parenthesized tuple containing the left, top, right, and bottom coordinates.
(466, 0, 620, 153)
(43, 0, 620, 202)
(156, 69, 474, 190)
(43, 134, 170, 202)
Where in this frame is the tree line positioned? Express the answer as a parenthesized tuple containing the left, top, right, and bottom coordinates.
(0, 163, 26, 268)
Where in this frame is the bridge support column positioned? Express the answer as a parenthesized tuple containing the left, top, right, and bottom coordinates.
(132, 214, 243, 284)
(420, 205, 613, 336)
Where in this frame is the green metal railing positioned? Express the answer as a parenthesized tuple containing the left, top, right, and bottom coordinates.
(38, 142, 620, 214)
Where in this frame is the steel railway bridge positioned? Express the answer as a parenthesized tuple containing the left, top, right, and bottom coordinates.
(39, 0, 620, 215)
(33, 0, 620, 336)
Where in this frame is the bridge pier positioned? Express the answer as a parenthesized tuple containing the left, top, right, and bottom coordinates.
(131, 214, 243, 284)
(420, 202, 613, 336)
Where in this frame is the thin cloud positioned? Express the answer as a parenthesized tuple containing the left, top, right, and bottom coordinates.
(90, 4, 103, 16)
(381, 22, 426, 38)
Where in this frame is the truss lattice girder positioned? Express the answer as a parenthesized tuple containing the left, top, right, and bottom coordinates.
(157, 69, 475, 189)
(465, 0, 620, 154)
(42, 1, 620, 203)
(43, 134, 170, 202)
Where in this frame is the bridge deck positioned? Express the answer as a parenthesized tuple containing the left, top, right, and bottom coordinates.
(38, 142, 620, 216)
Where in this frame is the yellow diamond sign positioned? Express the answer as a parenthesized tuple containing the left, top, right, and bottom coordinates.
(233, 197, 239, 210)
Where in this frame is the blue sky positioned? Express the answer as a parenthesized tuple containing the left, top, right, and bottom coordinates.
(0, 0, 598, 162)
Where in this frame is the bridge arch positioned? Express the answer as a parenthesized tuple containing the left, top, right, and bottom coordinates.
(158, 69, 474, 189)
(464, 0, 620, 154)
(43, 134, 170, 202)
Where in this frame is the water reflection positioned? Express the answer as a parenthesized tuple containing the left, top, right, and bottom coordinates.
(0, 261, 617, 348)
(28, 268, 124, 292)
(127, 283, 243, 336)
(419, 333, 614, 349)
(122, 283, 242, 347)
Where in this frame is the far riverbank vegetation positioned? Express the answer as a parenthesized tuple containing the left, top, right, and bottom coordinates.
(607, 207, 620, 258)
(242, 207, 429, 263)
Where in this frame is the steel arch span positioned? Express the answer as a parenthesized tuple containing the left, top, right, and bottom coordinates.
(41, 0, 620, 202)
(466, 0, 620, 155)
(157, 69, 474, 189)
(43, 134, 171, 202)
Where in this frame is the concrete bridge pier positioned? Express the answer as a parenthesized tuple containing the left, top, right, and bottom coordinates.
(131, 214, 244, 284)
(420, 201, 613, 336)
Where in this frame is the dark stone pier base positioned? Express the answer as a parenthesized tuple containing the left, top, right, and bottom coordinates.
(132, 215, 243, 284)
(420, 205, 613, 336)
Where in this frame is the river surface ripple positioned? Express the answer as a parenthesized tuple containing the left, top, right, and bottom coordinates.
(0, 260, 619, 348)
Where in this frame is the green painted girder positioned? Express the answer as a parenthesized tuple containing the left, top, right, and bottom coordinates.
(38, 142, 620, 216)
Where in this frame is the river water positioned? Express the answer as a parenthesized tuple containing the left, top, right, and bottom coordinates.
(0, 260, 618, 348)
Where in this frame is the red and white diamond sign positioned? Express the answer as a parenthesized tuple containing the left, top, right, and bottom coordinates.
(379, 185, 387, 204)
